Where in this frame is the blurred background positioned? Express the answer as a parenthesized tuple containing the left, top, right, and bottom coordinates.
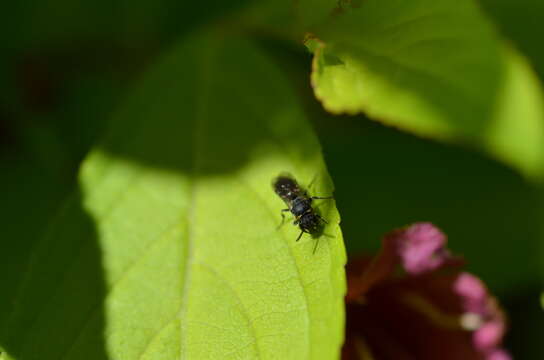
(1, 0, 542, 358)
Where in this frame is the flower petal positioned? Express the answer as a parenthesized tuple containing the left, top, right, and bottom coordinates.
(474, 321, 505, 352)
(454, 273, 488, 314)
(389, 222, 451, 275)
(486, 349, 512, 360)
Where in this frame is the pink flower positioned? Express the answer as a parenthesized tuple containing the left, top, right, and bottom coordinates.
(343, 222, 510, 360)
(390, 222, 450, 275)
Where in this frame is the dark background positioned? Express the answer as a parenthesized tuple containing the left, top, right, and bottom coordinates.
(1, 0, 542, 358)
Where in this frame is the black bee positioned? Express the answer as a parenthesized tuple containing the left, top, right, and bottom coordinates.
(273, 173, 333, 253)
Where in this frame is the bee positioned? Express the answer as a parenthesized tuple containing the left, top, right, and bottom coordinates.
(273, 173, 333, 253)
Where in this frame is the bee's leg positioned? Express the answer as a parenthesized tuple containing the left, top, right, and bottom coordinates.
(277, 208, 290, 229)
(313, 237, 320, 254)
(311, 196, 334, 201)
(316, 214, 328, 224)
(296, 230, 305, 242)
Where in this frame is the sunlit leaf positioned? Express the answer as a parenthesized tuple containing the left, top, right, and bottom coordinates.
(307, 0, 544, 179)
(0, 32, 346, 359)
(483, 45, 544, 181)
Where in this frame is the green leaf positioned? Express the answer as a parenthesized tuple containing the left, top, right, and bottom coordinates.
(296, 0, 338, 28)
(479, 0, 544, 80)
(483, 46, 544, 181)
(239, 0, 338, 40)
(0, 152, 72, 337)
(0, 31, 346, 359)
(307, 0, 544, 180)
(3, 0, 251, 51)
